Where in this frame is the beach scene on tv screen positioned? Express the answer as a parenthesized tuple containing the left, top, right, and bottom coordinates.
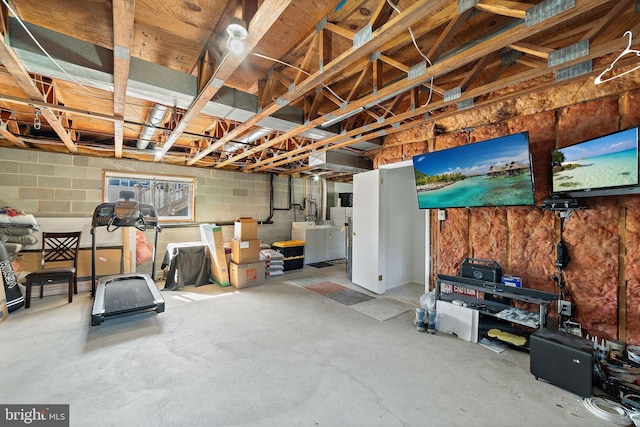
(412, 133, 535, 209)
(552, 128, 638, 192)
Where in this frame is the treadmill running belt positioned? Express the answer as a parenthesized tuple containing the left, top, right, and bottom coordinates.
(104, 278, 157, 314)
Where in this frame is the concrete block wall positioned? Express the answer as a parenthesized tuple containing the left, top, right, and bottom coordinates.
(0, 147, 313, 276)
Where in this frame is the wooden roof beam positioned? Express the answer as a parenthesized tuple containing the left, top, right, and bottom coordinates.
(246, 0, 614, 171)
(206, 0, 452, 168)
(382, 92, 407, 119)
(320, 87, 344, 109)
(0, 2, 7, 37)
(325, 22, 354, 41)
(0, 35, 77, 153)
(272, 69, 294, 91)
(157, 0, 292, 161)
(0, 93, 120, 123)
(112, 0, 135, 158)
(319, 26, 332, 73)
(191, 0, 239, 78)
(516, 56, 548, 68)
(258, 71, 278, 108)
(474, 1, 529, 19)
(370, 0, 399, 32)
(508, 42, 554, 60)
(379, 54, 440, 96)
(580, 0, 634, 42)
(378, 2, 457, 58)
(459, 54, 494, 91)
(305, 87, 324, 122)
(427, 8, 474, 63)
(294, 32, 319, 85)
(346, 64, 371, 103)
(0, 111, 26, 147)
(278, 35, 640, 170)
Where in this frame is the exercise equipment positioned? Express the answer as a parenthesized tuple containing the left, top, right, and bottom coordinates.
(90, 191, 164, 326)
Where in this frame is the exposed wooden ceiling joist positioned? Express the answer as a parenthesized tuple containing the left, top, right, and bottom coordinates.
(198, 0, 451, 167)
(0, 0, 636, 182)
(156, 0, 293, 161)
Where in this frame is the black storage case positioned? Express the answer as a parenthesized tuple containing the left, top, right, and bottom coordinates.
(460, 258, 501, 283)
(530, 328, 593, 397)
(271, 241, 305, 258)
(283, 257, 304, 271)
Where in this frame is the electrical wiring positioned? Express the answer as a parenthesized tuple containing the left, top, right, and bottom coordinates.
(583, 397, 633, 426)
(251, 52, 311, 76)
(251, 50, 393, 121)
(250, 52, 352, 113)
(385, 0, 434, 108)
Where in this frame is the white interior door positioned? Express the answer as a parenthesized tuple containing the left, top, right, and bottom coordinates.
(352, 170, 383, 294)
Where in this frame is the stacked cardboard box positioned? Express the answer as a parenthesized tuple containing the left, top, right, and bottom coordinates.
(231, 217, 265, 288)
(230, 261, 265, 288)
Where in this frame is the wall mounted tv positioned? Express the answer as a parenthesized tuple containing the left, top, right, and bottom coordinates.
(412, 132, 535, 209)
(551, 127, 640, 198)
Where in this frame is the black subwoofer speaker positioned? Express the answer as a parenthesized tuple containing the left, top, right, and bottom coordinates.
(530, 328, 593, 398)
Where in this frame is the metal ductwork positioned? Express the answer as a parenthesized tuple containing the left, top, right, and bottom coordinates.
(7, 18, 376, 167)
(136, 104, 169, 149)
(308, 150, 373, 173)
(220, 128, 271, 156)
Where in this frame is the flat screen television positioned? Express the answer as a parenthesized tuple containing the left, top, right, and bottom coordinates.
(412, 132, 535, 209)
(551, 127, 640, 198)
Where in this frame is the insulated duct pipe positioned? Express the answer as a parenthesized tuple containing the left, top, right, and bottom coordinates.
(137, 104, 170, 149)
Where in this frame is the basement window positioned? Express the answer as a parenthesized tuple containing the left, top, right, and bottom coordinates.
(103, 171, 196, 223)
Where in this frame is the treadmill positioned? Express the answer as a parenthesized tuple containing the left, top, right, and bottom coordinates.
(90, 191, 165, 326)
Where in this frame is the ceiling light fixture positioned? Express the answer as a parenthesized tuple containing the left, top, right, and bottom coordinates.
(226, 17, 248, 55)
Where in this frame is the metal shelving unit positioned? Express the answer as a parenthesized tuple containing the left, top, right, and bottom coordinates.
(435, 274, 557, 329)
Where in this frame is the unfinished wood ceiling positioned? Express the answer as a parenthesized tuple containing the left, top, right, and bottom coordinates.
(0, 0, 638, 181)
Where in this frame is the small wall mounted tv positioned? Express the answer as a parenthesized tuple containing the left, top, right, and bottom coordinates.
(412, 132, 535, 209)
(551, 127, 640, 198)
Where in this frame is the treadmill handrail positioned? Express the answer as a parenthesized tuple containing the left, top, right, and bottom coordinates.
(90, 199, 161, 296)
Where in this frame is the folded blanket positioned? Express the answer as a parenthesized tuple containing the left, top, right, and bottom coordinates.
(4, 234, 38, 245)
(0, 212, 38, 228)
(0, 226, 35, 236)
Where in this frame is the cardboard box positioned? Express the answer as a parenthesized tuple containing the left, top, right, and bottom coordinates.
(501, 275, 522, 288)
(224, 243, 231, 272)
(200, 224, 230, 287)
(231, 239, 261, 264)
(234, 217, 258, 241)
(230, 261, 265, 288)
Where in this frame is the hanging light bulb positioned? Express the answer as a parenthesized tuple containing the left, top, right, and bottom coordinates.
(227, 37, 245, 55)
(226, 17, 248, 55)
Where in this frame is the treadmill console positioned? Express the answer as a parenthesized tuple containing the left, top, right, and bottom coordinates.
(92, 200, 159, 231)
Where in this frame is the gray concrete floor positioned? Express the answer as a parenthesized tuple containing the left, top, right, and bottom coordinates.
(0, 264, 608, 426)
